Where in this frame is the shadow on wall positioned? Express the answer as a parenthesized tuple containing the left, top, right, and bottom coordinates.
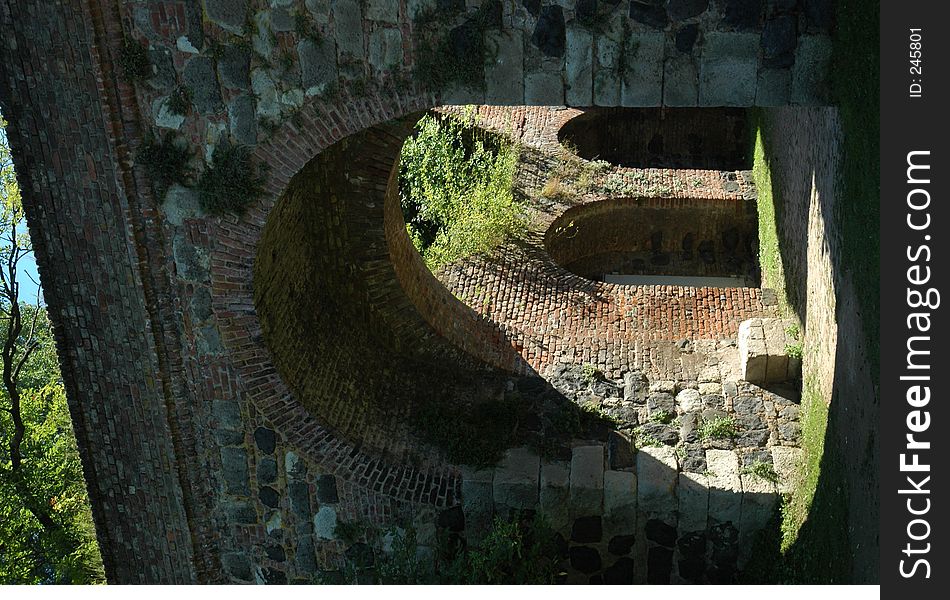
(739, 108, 878, 583)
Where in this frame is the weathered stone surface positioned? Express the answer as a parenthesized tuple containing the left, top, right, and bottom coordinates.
(722, 0, 763, 31)
(762, 15, 797, 68)
(738, 472, 778, 566)
(251, 69, 280, 118)
(609, 533, 636, 556)
(699, 33, 758, 106)
(603, 469, 636, 533)
(623, 371, 647, 400)
(706, 449, 741, 525)
(334, 0, 365, 58)
(792, 35, 832, 105)
(206, 0, 247, 34)
(306, 0, 331, 21)
(647, 545, 673, 584)
(524, 71, 564, 104)
(220, 447, 250, 495)
(663, 54, 698, 106)
(369, 27, 403, 71)
(540, 462, 570, 530)
(676, 531, 707, 582)
(228, 95, 257, 146)
(647, 392, 675, 415)
(646, 518, 677, 547)
(462, 467, 494, 537)
(146, 46, 176, 91)
(298, 38, 337, 95)
(771, 446, 803, 489)
(621, 32, 664, 106)
(222, 499, 256, 524)
(565, 24, 593, 106)
(678, 471, 708, 532)
(313, 506, 338, 540)
(296, 535, 317, 574)
(531, 5, 566, 57)
(494, 447, 540, 509)
(486, 31, 525, 104)
(675, 24, 699, 54)
(607, 430, 635, 470)
(363, 0, 399, 22)
(221, 552, 253, 581)
(676, 388, 702, 412)
(182, 56, 222, 115)
(637, 445, 678, 518)
(570, 445, 605, 515)
(316, 474, 339, 504)
(629, 0, 668, 29)
(668, 0, 709, 21)
(218, 45, 252, 90)
(258, 457, 277, 485)
(285, 451, 306, 478)
(152, 96, 184, 130)
(259, 485, 279, 508)
(253, 427, 276, 454)
(594, 33, 621, 106)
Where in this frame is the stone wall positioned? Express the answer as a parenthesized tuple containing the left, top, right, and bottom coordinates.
(0, 0, 822, 583)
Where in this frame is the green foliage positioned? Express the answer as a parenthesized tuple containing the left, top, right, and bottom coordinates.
(698, 415, 739, 440)
(399, 112, 524, 270)
(196, 144, 268, 216)
(741, 460, 780, 484)
(135, 133, 194, 197)
(649, 409, 675, 425)
(580, 363, 603, 382)
(294, 11, 323, 45)
(784, 343, 803, 360)
(118, 37, 150, 81)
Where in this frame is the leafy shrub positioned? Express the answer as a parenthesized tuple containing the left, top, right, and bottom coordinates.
(135, 133, 193, 196)
(785, 343, 804, 360)
(699, 415, 739, 440)
(741, 460, 780, 484)
(196, 144, 268, 216)
(399, 112, 524, 270)
(166, 86, 191, 117)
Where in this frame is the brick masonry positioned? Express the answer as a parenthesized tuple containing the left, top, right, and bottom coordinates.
(0, 0, 829, 584)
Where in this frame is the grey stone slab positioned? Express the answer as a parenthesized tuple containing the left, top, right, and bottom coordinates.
(678, 472, 708, 532)
(565, 24, 593, 107)
(298, 38, 338, 96)
(706, 449, 741, 525)
(594, 34, 621, 106)
(364, 0, 399, 22)
(540, 462, 571, 530)
(220, 447, 250, 495)
(493, 447, 540, 509)
(206, 0, 248, 34)
(636, 446, 678, 518)
(334, 0, 365, 59)
(462, 467, 494, 535)
(770, 446, 803, 493)
(570, 445, 605, 515)
(182, 56, 223, 115)
(662, 55, 697, 106)
(622, 32, 664, 106)
(699, 33, 758, 106)
(738, 473, 778, 567)
(525, 70, 564, 105)
(792, 35, 832, 105)
(603, 470, 637, 534)
(228, 94, 257, 146)
(306, 0, 331, 22)
(486, 30, 525, 105)
(251, 68, 281, 118)
(676, 388, 702, 412)
(314, 506, 338, 540)
(369, 27, 403, 72)
(218, 44, 252, 90)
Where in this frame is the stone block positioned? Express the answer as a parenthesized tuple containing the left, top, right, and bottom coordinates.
(462, 467, 494, 538)
(738, 472, 778, 567)
(792, 35, 832, 105)
(603, 470, 637, 534)
(493, 447, 540, 510)
(314, 506, 338, 540)
(706, 450, 741, 525)
(206, 0, 247, 34)
(299, 38, 338, 96)
(637, 446, 678, 519)
(218, 44, 252, 90)
(486, 30, 525, 105)
(334, 0, 365, 58)
(369, 28, 403, 72)
(152, 96, 184, 130)
(594, 34, 621, 106)
(363, 0, 399, 22)
(220, 447, 249, 495)
(663, 54, 697, 106)
(565, 24, 593, 107)
(676, 388, 702, 412)
(622, 32, 664, 106)
(770, 446, 803, 493)
(570, 445, 605, 515)
(183, 56, 223, 115)
(677, 472, 708, 532)
(525, 70, 564, 105)
(540, 462, 570, 530)
(699, 33, 758, 106)
(738, 318, 768, 383)
(228, 94, 257, 146)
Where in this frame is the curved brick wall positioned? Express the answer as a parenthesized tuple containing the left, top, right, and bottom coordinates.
(544, 196, 759, 281)
(557, 108, 750, 170)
